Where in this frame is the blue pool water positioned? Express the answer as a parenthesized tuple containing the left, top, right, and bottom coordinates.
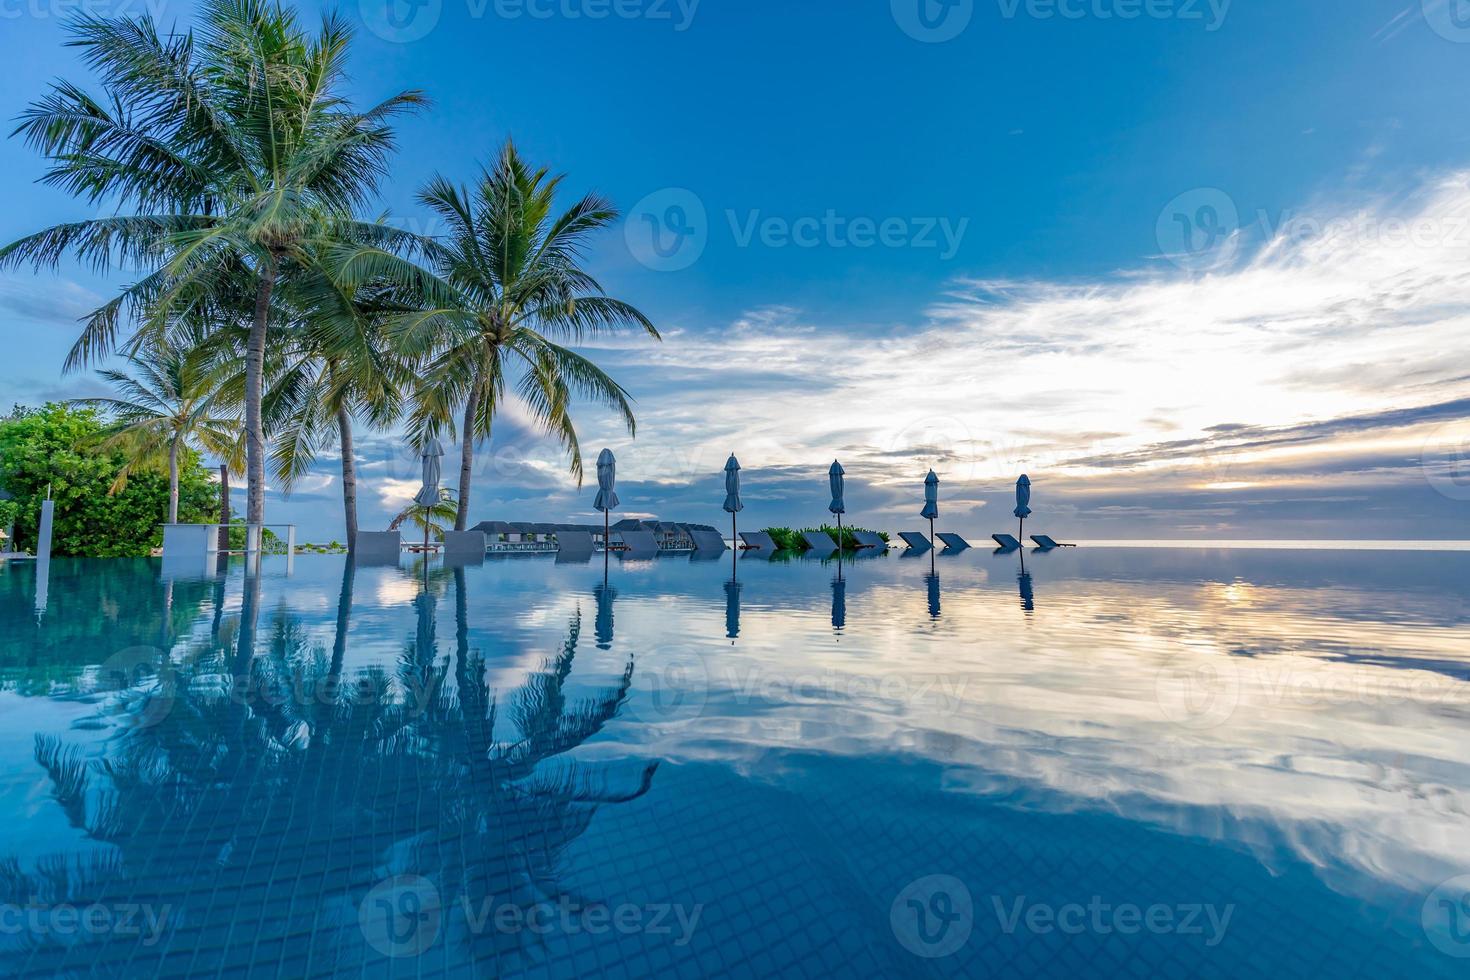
(1, 545, 1468, 977)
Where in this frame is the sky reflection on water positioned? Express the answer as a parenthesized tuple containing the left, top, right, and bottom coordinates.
(0, 546, 1467, 976)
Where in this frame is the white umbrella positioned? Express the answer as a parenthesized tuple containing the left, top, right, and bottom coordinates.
(828, 460, 846, 552)
(594, 449, 619, 572)
(414, 439, 445, 506)
(1013, 473, 1032, 543)
(723, 454, 743, 573)
(921, 469, 939, 543)
(414, 439, 445, 555)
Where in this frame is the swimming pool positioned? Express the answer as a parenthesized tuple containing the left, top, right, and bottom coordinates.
(1, 546, 1467, 977)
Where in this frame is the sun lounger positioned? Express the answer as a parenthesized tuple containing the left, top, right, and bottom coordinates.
(555, 530, 596, 556)
(689, 528, 727, 552)
(1030, 534, 1075, 550)
(801, 530, 838, 552)
(355, 531, 402, 564)
(852, 530, 887, 550)
(898, 531, 932, 551)
(936, 532, 970, 550)
(616, 529, 659, 557)
(739, 530, 779, 551)
(991, 533, 1021, 551)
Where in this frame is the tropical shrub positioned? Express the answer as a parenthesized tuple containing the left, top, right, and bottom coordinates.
(0, 404, 216, 557)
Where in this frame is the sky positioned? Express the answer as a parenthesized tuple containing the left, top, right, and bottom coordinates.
(1, 0, 1469, 541)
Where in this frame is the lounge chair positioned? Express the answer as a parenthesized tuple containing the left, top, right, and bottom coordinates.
(852, 530, 887, 550)
(991, 533, 1021, 551)
(1030, 534, 1075, 550)
(616, 529, 659, 558)
(555, 530, 596, 556)
(739, 530, 779, 551)
(898, 531, 932, 551)
(801, 530, 838, 552)
(355, 531, 402, 564)
(936, 532, 970, 550)
(689, 528, 727, 553)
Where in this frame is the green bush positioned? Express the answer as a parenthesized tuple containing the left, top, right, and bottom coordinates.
(0, 403, 218, 557)
(762, 525, 887, 551)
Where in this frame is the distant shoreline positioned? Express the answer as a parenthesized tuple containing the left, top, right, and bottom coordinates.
(1063, 540, 1470, 551)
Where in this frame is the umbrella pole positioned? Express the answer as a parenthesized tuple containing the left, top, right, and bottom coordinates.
(1018, 515, 1024, 544)
(603, 510, 609, 583)
(731, 512, 737, 579)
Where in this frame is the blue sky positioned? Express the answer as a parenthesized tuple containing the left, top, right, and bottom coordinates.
(3, 0, 1469, 540)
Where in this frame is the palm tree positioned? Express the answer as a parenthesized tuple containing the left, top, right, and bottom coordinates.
(389, 487, 457, 544)
(73, 343, 243, 524)
(328, 139, 660, 530)
(0, 0, 426, 533)
(264, 265, 411, 551)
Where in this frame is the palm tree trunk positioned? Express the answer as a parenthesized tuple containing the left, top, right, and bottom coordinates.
(217, 465, 230, 552)
(167, 439, 180, 525)
(245, 259, 277, 528)
(337, 402, 358, 552)
(455, 388, 477, 531)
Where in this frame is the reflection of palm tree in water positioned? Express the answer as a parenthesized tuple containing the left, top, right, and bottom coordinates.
(5, 561, 657, 974)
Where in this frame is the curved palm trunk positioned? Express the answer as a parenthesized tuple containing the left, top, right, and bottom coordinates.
(245, 261, 277, 528)
(336, 403, 358, 551)
(455, 388, 478, 532)
(167, 439, 180, 525)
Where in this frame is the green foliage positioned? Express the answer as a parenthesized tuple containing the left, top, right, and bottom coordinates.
(0, 404, 217, 557)
(762, 524, 887, 552)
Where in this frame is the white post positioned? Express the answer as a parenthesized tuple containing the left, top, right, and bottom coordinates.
(35, 498, 54, 617)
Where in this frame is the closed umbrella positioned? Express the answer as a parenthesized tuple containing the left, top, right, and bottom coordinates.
(723, 455, 743, 573)
(594, 583, 616, 650)
(414, 439, 445, 555)
(1013, 474, 1032, 544)
(724, 580, 741, 641)
(920, 469, 939, 544)
(828, 460, 846, 551)
(594, 449, 619, 575)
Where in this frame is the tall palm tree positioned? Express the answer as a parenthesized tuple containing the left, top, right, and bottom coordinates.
(0, 0, 426, 532)
(328, 139, 660, 530)
(264, 265, 411, 551)
(74, 343, 243, 524)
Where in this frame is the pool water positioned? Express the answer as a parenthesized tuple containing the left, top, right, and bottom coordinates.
(1, 546, 1468, 977)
